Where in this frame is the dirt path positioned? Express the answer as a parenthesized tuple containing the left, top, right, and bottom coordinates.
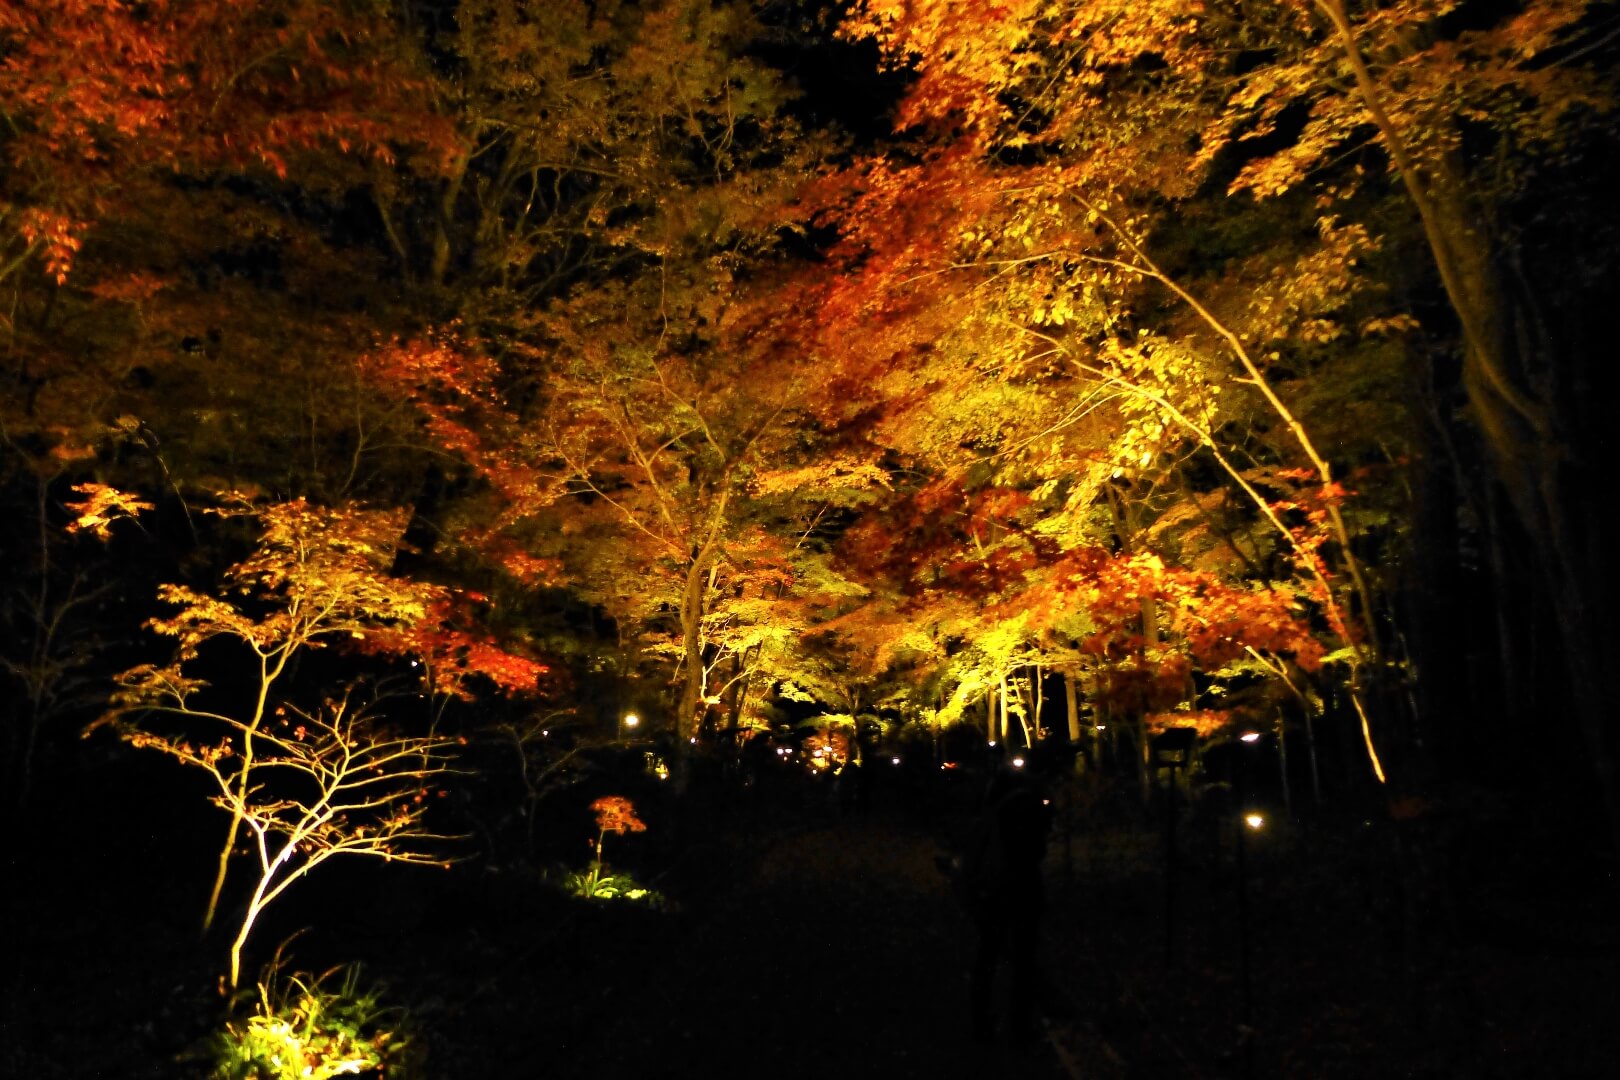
(533, 819, 1075, 1080)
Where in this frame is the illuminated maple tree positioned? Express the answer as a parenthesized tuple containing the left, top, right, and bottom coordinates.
(823, 0, 1619, 816)
(583, 794, 647, 896)
(0, 0, 1607, 872)
(94, 495, 450, 934)
(124, 688, 458, 990)
(359, 2, 874, 752)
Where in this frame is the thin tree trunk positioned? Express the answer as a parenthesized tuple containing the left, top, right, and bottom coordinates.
(204, 649, 288, 934)
(1012, 673, 1034, 747)
(1033, 664, 1044, 741)
(1064, 669, 1081, 744)
(998, 672, 1010, 743)
(676, 545, 720, 744)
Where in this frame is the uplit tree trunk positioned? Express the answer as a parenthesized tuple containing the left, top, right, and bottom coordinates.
(209, 702, 456, 989)
(203, 649, 289, 935)
(1032, 665, 1044, 741)
(998, 672, 1010, 744)
(677, 554, 709, 744)
(88, 498, 451, 938)
(676, 492, 732, 746)
(1064, 669, 1081, 744)
(724, 653, 748, 732)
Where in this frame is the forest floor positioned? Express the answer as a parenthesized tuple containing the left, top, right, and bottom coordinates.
(5, 756, 1619, 1079)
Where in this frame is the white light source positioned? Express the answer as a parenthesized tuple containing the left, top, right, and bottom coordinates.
(1240, 731, 1261, 743)
(1245, 813, 1264, 830)
(891, 756, 901, 766)
(1011, 756, 1026, 769)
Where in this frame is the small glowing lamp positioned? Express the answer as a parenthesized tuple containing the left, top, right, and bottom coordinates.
(1095, 724, 1107, 732)
(1245, 813, 1265, 830)
(624, 713, 640, 729)
(1011, 756, 1026, 769)
(1240, 731, 1261, 744)
(891, 756, 901, 766)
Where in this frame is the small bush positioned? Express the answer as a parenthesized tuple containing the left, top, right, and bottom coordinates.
(212, 962, 419, 1079)
(551, 865, 670, 908)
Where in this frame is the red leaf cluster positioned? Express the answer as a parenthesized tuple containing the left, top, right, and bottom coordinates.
(590, 796, 647, 836)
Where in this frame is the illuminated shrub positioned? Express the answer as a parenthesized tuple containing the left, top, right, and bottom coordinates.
(557, 866, 666, 905)
(553, 795, 668, 906)
(212, 963, 419, 1079)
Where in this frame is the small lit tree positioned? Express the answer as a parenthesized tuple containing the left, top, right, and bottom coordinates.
(79, 493, 472, 984)
(100, 496, 447, 935)
(124, 687, 458, 989)
(583, 796, 647, 898)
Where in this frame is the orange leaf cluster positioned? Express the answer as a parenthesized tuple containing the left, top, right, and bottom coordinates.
(64, 482, 155, 539)
(590, 796, 647, 836)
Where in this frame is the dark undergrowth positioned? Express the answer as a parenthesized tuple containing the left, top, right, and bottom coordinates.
(5, 757, 1616, 1079)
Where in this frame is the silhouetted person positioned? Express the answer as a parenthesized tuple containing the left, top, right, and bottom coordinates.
(962, 750, 1060, 1043)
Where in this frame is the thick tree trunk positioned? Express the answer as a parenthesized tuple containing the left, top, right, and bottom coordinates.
(1442, 213, 1620, 846)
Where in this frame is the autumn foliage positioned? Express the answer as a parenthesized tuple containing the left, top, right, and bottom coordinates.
(591, 796, 649, 838)
(1, 0, 1612, 921)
